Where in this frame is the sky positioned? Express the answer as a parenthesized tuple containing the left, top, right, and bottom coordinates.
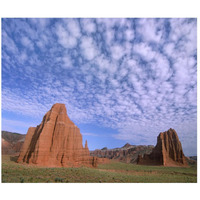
(1, 18, 197, 156)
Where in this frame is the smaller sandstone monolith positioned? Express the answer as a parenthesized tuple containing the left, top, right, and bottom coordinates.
(137, 128, 188, 166)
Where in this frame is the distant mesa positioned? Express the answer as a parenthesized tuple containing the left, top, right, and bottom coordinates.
(122, 143, 131, 148)
(2, 131, 25, 155)
(2, 138, 12, 154)
(17, 103, 100, 167)
(137, 128, 188, 166)
(90, 144, 154, 163)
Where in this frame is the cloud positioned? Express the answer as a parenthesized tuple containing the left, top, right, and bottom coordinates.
(2, 30, 18, 54)
(55, 23, 77, 48)
(133, 42, 156, 61)
(137, 18, 164, 43)
(163, 42, 175, 57)
(125, 29, 135, 41)
(21, 36, 34, 50)
(80, 36, 99, 60)
(81, 18, 96, 33)
(64, 19, 81, 38)
(105, 27, 115, 45)
(110, 44, 125, 60)
(29, 18, 50, 29)
(151, 53, 172, 81)
(1, 18, 197, 155)
(62, 54, 73, 69)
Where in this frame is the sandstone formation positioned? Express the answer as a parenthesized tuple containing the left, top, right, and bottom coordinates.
(17, 103, 98, 167)
(2, 138, 12, 155)
(90, 144, 154, 163)
(186, 156, 197, 165)
(137, 128, 188, 166)
(2, 131, 25, 155)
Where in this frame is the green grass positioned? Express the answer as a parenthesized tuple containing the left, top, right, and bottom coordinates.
(1, 155, 197, 183)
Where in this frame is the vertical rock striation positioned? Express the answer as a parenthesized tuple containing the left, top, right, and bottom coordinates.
(17, 103, 97, 167)
(137, 128, 188, 166)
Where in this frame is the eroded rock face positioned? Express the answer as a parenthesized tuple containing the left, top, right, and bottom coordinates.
(137, 128, 188, 166)
(17, 103, 97, 167)
(2, 138, 12, 155)
(90, 145, 154, 163)
(2, 131, 25, 155)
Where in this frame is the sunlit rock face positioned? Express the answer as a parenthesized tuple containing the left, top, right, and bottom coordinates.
(17, 103, 97, 167)
(137, 128, 188, 166)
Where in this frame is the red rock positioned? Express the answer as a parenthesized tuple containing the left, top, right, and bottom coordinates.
(17, 103, 98, 167)
(2, 138, 12, 155)
(90, 144, 154, 163)
(1, 131, 25, 155)
(137, 128, 188, 166)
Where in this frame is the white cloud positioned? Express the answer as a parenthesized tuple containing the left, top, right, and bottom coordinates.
(105, 28, 115, 45)
(2, 31, 18, 54)
(80, 36, 99, 60)
(56, 23, 77, 48)
(169, 19, 197, 56)
(133, 42, 156, 61)
(110, 44, 125, 60)
(96, 18, 119, 28)
(173, 57, 191, 86)
(21, 36, 34, 50)
(62, 55, 73, 69)
(151, 53, 172, 81)
(137, 18, 164, 43)
(65, 19, 81, 38)
(125, 29, 134, 41)
(18, 51, 28, 64)
(95, 55, 118, 75)
(163, 42, 175, 57)
(81, 18, 96, 33)
(30, 18, 50, 29)
(35, 33, 49, 51)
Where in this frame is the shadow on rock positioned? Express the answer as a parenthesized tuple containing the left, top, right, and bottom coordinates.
(10, 156, 19, 162)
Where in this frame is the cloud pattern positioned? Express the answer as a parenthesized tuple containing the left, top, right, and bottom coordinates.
(2, 18, 197, 155)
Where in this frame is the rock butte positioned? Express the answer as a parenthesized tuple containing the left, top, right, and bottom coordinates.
(137, 128, 188, 166)
(17, 103, 102, 167)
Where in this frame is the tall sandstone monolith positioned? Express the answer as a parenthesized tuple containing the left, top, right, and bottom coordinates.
(17, 103, 97, 167)
(137, 128, 188, 166)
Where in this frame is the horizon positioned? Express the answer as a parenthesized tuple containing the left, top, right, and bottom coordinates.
(2, 18, 197, 156)
(2, 104, 196, 156)
(1, 124, 197, 157)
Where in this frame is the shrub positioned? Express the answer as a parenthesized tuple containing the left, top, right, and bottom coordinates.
(20, 177, 24, 183)
(54, 177, 64, 183)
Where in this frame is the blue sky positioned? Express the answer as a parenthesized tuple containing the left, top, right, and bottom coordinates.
(1, 18, 197, 156)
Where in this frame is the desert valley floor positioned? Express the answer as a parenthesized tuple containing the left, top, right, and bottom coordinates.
(2, 155, 197, 183)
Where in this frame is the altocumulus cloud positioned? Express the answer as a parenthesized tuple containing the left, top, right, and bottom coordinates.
(2, 18, 197, 155)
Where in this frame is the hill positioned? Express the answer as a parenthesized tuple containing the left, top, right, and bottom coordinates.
(90, 144, 154, 163)
(1, 131, 25, 155)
